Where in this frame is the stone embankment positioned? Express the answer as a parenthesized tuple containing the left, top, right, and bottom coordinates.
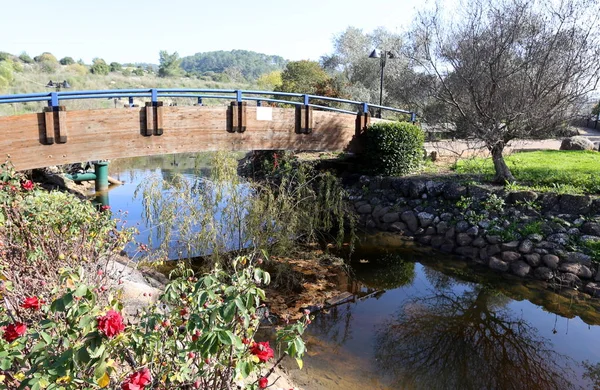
(345, 175, 600, 298)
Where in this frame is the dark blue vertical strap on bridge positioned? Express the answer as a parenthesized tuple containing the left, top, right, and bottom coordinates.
(197, 97, 203, 106)
(303, 94, 309, 106)
(362, 102, 369, 114)
(411, 112, 417, 123)
(236, 90, 242, 103)
(128, 97, 134, 107)
(151, 89, 158, 105)
(49, 92, 59, 107)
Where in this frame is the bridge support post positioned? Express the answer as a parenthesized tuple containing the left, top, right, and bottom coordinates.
(229, 101, 247, 133)
(355, 110, 371, 136)
(295, 105, 313, 134)
(94, 161, 109, 192)
(144, 102, 164, 136)
(42, 106, 68, 144)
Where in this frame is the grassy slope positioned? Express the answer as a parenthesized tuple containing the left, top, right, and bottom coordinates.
(0, 63, 258, 116)
(453, 150, 600, 194)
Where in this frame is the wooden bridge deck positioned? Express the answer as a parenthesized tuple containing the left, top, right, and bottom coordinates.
(0, 105, 375, 171)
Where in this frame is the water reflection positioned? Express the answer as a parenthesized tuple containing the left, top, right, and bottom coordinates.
(374, 283, 576, 389)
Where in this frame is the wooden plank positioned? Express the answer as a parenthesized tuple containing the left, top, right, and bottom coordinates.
(56, 107, 68, 143)
(156, 105, 164, 136)
(144, 105, 154, 136)
(43, 110, 54, 144)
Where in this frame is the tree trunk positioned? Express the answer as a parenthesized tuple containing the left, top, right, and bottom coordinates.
(490, 143, 515, 183)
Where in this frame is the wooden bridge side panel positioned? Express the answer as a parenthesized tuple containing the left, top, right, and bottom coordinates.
(0, 106, 359, 171)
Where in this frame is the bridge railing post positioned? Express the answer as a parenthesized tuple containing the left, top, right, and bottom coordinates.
(355, 103, 371, 136)
(296, 94, 313, 134)
(42, 92, 68, 144)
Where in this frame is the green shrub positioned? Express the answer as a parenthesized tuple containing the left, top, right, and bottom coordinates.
(90, 58, 110, 75)
(59, 56, 75, 65)
(360, 121, 424, 176)
(18, 52, 33, 64)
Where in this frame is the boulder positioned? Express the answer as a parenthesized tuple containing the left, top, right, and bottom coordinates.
(357, 204, 372, 214)
(559, 136, 595, 151)
(456, 220, 470, 233)
(401, 211, 419, 232)
(559, 194, 592, 215)
(455, 246, 479, 259)
(372, 205, 390, 220)
(582, 222, 600, 236)
(389, 222, 408, 233)
(501, 251, 521, 263)
(472, 237, 487, 248)
(510, 261, 531, 277)
(524, 253, 541, 267)
(563, 252, 592, 266)
(417, 212, 435, 228)
(382, 212, 400, 224)
(501, 241, 520, 251)
(431, 236, 445, 248)
(443, 182, 467, 200)
(558, 263, 593, 279)
(456, 233, 473, 247)
(542, 254, 560, 269)
(534, 267, 554, 281)
(585, 282, 600, 297)
(436, 221, 450, 235)
(418, 235, 433, 245)
(489, 257, 509, 272)
(558, 272, 583, 288)
(508, 191, 538, 204)
(518, 239, 534, 254)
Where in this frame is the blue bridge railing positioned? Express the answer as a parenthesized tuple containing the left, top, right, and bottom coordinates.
(0, 88, 416, 121)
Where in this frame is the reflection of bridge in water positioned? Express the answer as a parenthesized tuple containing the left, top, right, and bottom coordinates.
(0, 88, 415, 171)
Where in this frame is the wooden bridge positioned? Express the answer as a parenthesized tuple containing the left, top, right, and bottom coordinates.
(0, 89, 414, 171)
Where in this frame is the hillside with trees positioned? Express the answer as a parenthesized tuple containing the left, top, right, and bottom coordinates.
(180, 50, 287, 81)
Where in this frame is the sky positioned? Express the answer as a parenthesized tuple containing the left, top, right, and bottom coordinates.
(1, 0, 423, 64)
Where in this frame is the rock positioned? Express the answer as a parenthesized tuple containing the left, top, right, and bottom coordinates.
(456, 233, 473, 246)
(445, 227, 456, 239)
(502, 251, 521, 262)
(511, 261, 531, 277)
(424, 226, 437, 235)
(472, 237, 487, 248)
(456, 220, 470, 233)
(357, 204, 372, 214)
(382, 212, 400, 224)
(478, 220, 491, 229)
(582, 222, 600, 236)
(524, 253, 541, 267)
(409, 180, 426, 198)
(440, 212, 453, 222)
(585, 282, 600, 297)
(567, 228, 581, 236)
(418, 235, 433, 245)
(501, 241, 520, 251)
(455, 246, 479, 259)
(431, 236, 445, 248)
(518, 239, 533, 254)
(558, 263, 593, 279)
(563, 252, 592, 266)
(560, 136, 595, 151)
(534, 267, 553, 280)
(489, 257, 509, 272)
(372, 205, 390, 220)
(417, 212, 435, 228)
(580, 235, 600, 245)
(443, 182, 467, 200)
(366, 219, 377, 229)
(487, 244, 501, 257)
(508, 191, 538, 204)
(465, 226, 479, 236)
(537, 241, 559, 250)
(389, 221, 408, 233)
(486, 235, 501, 245)
(370, 197, 382, 206)
(557, 272, 583, 288)
(547, 233, 569, 245)
(436, 221, 449, 235)
(542, 254, 560, 269)
(480, 247, 490, 261)
(425, 180, 444, 196)
(528, 233, 544, 243)
(401, 211, 419, 232)
(539, 193, 560, 212)
(559, 194, 592, 215)
(440, 241, 455, 253)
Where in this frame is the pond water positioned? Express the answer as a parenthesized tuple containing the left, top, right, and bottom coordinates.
(104, 153, 600, 390)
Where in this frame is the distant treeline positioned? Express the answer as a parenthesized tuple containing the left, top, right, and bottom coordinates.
(181, 50, 287, 81)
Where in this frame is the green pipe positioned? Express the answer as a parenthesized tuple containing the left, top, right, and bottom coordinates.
(94, 162, 109, 191)
(66, 172, 97, 181)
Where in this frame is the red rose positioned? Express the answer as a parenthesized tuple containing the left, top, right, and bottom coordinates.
(258, 377, 269, 389)
(121, 367, 151, 390)
(250, 341, 274, 363)
(3, 322, 26, 342)
(20, 180, 34, 191)
(21, 296, 43, 310)
(100, 205, 111, 212)
(97, 309, 125, 338)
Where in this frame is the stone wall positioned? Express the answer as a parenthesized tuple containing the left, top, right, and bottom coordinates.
(345, 175, 600, 298)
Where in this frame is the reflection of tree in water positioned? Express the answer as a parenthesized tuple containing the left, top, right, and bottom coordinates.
(354, 255, 416, 290)
(374, 277, 577, 390)
(310, 303, 355, 348)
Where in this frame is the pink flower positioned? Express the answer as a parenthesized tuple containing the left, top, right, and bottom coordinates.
(3, 322, 26, 342)
(121, 367, 152, 390)
(97, 310, 125, 338)
(100, 205, 111, 212)
(21, 296, 43, 310)
(250, 341, 274, 363)
(20, 180, 34, 191)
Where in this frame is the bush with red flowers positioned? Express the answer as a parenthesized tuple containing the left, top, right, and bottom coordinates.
(21, 297, 43, 310)
(2, 322, 26, 342)
(97, 309, 125, 338)
(122, 367, 152, 390)
(250, 341, 275, 363)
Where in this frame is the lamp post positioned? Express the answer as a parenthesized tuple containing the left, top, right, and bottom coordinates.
(45, 80, 71, 92)
(369, 49, 395, 118)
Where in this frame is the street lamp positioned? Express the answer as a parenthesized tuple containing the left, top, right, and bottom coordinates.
(45, 80, 71, 92)
(369, 49, 395, 118)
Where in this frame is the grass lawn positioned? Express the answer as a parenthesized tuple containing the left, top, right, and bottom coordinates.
(453, 150, 600, 194)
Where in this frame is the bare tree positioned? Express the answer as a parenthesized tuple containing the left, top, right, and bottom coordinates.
(408, 0, 600, 182)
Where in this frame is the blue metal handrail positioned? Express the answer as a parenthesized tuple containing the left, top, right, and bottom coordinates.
(0, 88, 415, 120)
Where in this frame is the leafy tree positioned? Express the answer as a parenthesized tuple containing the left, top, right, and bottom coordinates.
(0, 61, 14, 91)
(90, 58, 110, 75)
(132, 67, 144, 76)
(256, 70, 282, 90)
(276, 60, 330, 94)
(18, 52, 33, 64)
(109, 62, 122, 72)
(68, 63, 88, 76)
(33, 52, 57, 63)
(0, 52, 11, 62)
(407, 0, 600, 182)
(181, 50, 287, 81)
(59, 56, 75, 65)
(158, 50, 182, 77)
(592, 101, 600, 117)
